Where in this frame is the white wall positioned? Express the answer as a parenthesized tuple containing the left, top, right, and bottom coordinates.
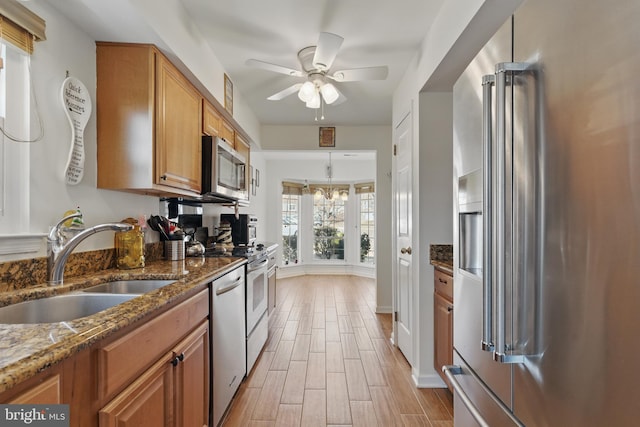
(413, 92, 454, 387)
(260, 125, 393, 313)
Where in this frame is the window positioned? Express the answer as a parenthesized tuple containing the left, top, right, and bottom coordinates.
(282, 181, 303, 265)
(281, 179, 375, 268)
(313, 196, 345, 260)
(0, 41, 31, 235)
(282, 193, 299, 265)
(359, 192, 375, 263)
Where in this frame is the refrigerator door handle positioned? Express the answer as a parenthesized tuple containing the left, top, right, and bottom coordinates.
(493, 62, 528, 364)
(481, 74, 495, 352)
(443, 365, 525, 427)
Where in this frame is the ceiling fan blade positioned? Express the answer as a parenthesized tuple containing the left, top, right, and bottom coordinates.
(332, 88, 347, 106)
(267, 83, 303, 101)
(246, 59, 304, 77)
(313, 32, 344, 71)
(329, 66, 389, 82)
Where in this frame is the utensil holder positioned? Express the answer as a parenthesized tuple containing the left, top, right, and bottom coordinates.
(164, 240, 185, 261)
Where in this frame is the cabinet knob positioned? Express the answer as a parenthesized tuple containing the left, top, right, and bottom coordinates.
(447, 306, 453, 312)
(177, 352, 185, 362)
(439, 277, 448, 284)
(171, 356, 179, 367)
(160, 174, 167, 181)
(400, 246, 412, 255)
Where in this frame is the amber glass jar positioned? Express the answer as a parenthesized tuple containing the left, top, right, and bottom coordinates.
(115, 219, 145, 269)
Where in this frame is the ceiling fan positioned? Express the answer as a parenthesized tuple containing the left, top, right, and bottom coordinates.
(246, 32, 388, 109)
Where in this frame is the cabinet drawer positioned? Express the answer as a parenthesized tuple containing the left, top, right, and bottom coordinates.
(98, 289, 209, 401)
(434, 269, 453, 301)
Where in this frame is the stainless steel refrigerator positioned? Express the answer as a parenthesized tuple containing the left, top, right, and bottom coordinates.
(448, 0, 640, 425)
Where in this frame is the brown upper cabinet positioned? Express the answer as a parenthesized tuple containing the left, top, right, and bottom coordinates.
(202, 100, 221, 137)
(220, 119, 235, 147)
(96, 42, 202, 197)
(235, 132, 251, 192)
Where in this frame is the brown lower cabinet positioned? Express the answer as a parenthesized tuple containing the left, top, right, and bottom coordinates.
(0, 288, 209, 427)
(433, 267, 454, 391)
(99, 322, 209, 427)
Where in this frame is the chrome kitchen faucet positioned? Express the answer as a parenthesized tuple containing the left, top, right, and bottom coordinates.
(47, 212, 133, 285)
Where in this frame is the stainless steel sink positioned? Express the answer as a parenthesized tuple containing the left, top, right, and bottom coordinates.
(82, 279, 176, 294)
(0, 293, 137, 324)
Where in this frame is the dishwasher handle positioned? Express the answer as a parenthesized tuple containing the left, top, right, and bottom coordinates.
(247, 258, 268, 273)
(215, 276, 242, 296)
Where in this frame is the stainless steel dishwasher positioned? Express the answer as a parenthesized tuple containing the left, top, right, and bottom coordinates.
(210, 265, 246, 427)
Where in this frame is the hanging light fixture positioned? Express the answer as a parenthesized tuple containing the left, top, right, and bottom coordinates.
(314, 152, 349, 201)
(297, 75, 340, 111)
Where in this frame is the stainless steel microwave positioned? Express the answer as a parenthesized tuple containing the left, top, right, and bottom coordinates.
(202, 136, 248, 201)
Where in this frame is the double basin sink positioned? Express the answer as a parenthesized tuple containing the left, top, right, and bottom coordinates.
(0, 279, 176, 324)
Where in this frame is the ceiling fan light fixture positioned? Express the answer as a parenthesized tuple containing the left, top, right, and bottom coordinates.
(298, 81, 316, 102)
(320, 82, 339, 104)
(306, 92, 321, 109)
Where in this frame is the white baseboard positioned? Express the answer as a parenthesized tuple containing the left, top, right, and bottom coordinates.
(412, 373, 447, 388)
(277, 264, 375, 279)
(376, 305, 393, 314)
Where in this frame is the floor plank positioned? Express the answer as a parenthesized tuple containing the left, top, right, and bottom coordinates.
(275, 404, 302, 427)
(305, 352, 326, 389)
(251, 370, 287, 421)
(301, 389, 327, 427)
(369, 386, 403, 427)
(270, 340, 294, 371)
(350, 401, 379, 427)
(326, 341, 345, 373)
(291, 334, 311, 361)
(221, 275, 453, 427)
(281, 360, 307, 405)
(344, 359, 370, 401)
(326, 372, 352, 425)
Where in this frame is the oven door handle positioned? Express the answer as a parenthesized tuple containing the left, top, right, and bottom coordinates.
(215, 276, 242, 296)
(247, 258, 268, 273)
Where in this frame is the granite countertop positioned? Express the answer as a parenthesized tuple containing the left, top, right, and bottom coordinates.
(430, 244, 453, 274)
(0, 256, 245, 394)
(431, 260, 453, 275)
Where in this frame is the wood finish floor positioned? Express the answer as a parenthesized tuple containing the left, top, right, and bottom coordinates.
(221, 274, 454, 427)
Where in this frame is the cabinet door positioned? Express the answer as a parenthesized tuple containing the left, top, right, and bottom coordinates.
(155, 54, 202, 193)
(99, 353, 174, 427)
(434, 292, 453, 390)
(202, 100, 221, 137)
(235, 133, 251, 197)
(174, 322, 209, 427)
(220, 119, 235, 147)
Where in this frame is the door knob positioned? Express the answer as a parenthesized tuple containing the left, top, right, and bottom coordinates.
(400, 246, 412, 255)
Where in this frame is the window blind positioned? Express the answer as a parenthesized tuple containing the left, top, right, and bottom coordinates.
(282, 181, 304, 195)
(354, 182, 375, 194)
(0, 1, 45, 54)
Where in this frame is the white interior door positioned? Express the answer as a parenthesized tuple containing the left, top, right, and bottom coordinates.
(394, 112, 413, 365)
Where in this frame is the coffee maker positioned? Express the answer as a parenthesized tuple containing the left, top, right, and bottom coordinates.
(220, 214, 257, 246)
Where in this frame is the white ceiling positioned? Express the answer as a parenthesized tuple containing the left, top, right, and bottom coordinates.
(179, 0, 445, 126)
(48, 0, 446, 127)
